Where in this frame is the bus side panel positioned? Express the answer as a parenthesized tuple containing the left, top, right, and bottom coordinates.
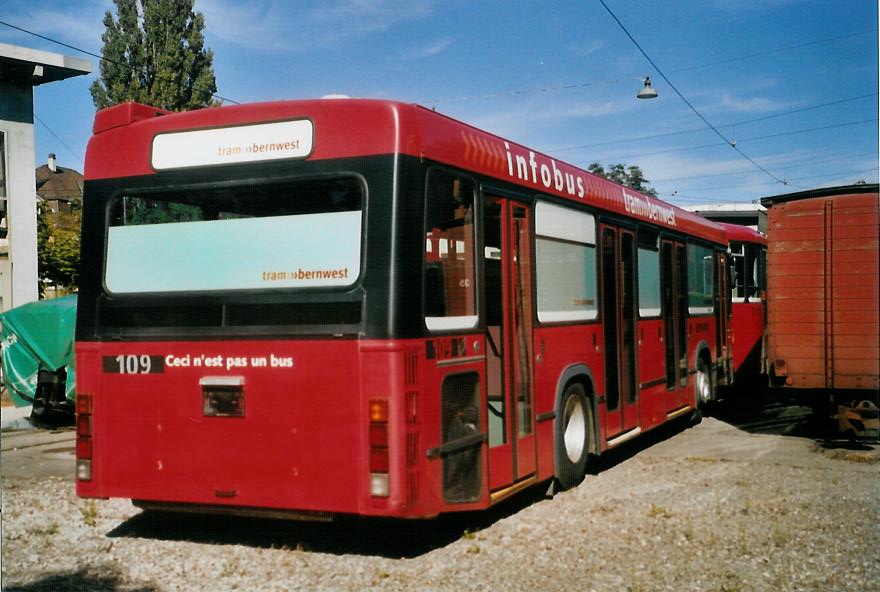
(730, 301, 765, 373)
(636, 318, 667, 430)
(533, 324, 604, 468)
(78, 340, 366, 514)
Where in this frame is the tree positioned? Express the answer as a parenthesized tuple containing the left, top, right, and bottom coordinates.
(588, 162, 658, 198)
(91, 0, 219, 111)
(37, 204, 81, 294)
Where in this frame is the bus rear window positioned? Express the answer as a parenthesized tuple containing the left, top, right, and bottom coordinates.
(105, 178, 362, 294)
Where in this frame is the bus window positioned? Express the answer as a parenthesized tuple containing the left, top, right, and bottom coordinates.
(730, 241, 746, 301)
(687, 243, 715, 314)
(731, 241, 765, 302)
(746, 243, 765, 300)
(105, 177, 363, 294)
(637, 230, 661, 317)
(424, 170, 477, 331)
(757, 246, 767, 298)
(534, 202, 597, 323)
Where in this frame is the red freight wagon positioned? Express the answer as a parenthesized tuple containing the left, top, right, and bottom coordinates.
(761, 184, 879, 397)
(76, 99, 732, 519)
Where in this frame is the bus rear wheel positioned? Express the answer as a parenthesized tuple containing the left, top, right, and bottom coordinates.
(555, 383, 591, 490)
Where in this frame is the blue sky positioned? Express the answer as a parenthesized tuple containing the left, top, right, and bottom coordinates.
(2, 0, 877, 206)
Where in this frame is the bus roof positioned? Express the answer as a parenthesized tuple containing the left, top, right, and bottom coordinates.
(717, 222, 767, 246)
(85, 98, 727, 245)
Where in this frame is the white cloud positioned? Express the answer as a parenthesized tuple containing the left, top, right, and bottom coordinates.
(708, 0, 804, 13)
(626, 148, 840, 204)
(309, 0, 434, 35)
(401, 37, 453, 60)
(568, 39, 607, 57)
(717, 93, 793, 113)
(199, 0, 437, 53)
(444, 97, 637, 149)
(0, 1, 109, 53)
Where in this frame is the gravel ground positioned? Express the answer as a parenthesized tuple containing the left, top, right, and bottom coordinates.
(2, 400, 879, 592)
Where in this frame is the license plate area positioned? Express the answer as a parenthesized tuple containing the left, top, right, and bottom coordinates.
(200, 376, 245, 417)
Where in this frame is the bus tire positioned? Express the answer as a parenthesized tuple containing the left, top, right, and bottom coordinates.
(555, 383, 590, 490)
(693, 356, 713, 422)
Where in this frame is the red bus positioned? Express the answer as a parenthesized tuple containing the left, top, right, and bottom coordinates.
(76, 99, 731, 519)
(718, 222, 767, 387)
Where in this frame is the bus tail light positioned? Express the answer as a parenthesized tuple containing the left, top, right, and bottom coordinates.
(76, 393, 93, 481)
(369, 399, 389, 497)
(76, 414, 92, 437)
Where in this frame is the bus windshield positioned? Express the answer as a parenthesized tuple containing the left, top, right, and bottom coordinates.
(105, 177, 363, 294)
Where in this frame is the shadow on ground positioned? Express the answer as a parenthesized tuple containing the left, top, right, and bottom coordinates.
(105, 484, 550, 559)
(3, 567, 156, 592)
(714, 387, 879, 452)
(101, 415, 709, 558)
(102, 417, 707, 559)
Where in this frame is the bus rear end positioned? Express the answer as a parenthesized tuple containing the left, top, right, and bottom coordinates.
(77, 340, 370, 516)
(75, 100, 429, 518)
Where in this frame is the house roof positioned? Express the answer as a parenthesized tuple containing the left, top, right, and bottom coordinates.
(35, 164, 84, 201)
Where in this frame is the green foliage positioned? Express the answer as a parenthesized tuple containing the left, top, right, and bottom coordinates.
(37, 205, 81, 293)
(588, 162, 658, 198)
(116, 196, 203, 226)
(91, 0, 219, 111)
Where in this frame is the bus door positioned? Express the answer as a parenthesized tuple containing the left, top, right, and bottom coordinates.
(661, 239, 689, 410)
(484, 196, 536, 493)
(715, 250, 731, 386)
(601, 225, 640, 439)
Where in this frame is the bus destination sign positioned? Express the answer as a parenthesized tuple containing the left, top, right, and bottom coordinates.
(151, 119, 314, 170)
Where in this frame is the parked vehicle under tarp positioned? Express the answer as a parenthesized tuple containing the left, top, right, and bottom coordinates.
(0, 296, 76, 423)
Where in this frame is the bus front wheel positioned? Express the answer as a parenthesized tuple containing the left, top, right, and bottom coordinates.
(693, 357, 713, 423)
(554, 383, 591, 490)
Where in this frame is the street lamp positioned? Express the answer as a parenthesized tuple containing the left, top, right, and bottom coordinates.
(637, 76, 658, 99)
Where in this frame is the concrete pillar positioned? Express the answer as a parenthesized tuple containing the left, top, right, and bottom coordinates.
(0, 43, 90, 311)
(0, 80, 38, 308)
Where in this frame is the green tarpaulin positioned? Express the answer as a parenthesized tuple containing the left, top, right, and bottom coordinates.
(0, 296, 76, 408)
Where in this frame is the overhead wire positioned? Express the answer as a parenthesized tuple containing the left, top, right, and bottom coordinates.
(652, 150, 879, 184)
(3, 15, 873, 195)
(667, 29, 876, 74)
(591, 118, 878, 162)
(552, 93, 879, 153)
(663, 167, 879, 203)
(0, 19, 240, 105)
(34, 114, 83, 165)
(429, 78, 623, 104)
(597, 0, 802, 188)
(425, 29, 875, 106)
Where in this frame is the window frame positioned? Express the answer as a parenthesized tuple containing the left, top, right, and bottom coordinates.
(636, 228, 662, 318)
(101, 174, 367, 297)
(686, 240, 716, 316)
(423, 167, 479, 333)
(534, 200, 599, 325)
